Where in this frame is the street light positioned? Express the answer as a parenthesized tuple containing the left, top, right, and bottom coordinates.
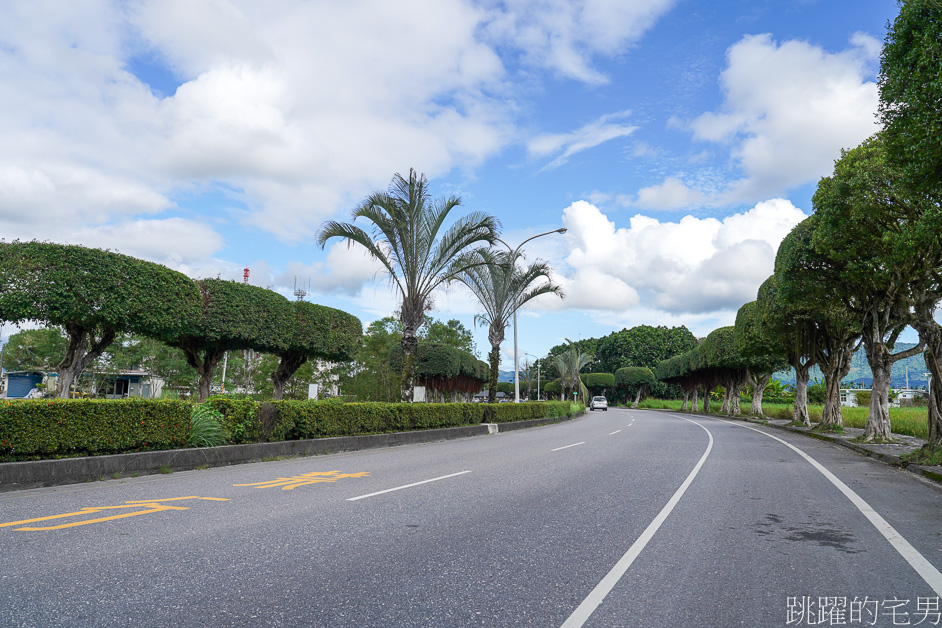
(494, 228, 567, 403)
(525, 351, 540, 401)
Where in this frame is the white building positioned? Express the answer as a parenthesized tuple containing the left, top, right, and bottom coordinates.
(839, 388, 928, 408)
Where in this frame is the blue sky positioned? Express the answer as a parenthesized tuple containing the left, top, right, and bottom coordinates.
(0, 0, 906, 367)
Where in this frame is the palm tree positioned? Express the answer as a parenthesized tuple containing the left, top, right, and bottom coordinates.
(451, 250, 563, 403)
(555, 339, 592, 402)
(317, 169, 498, 401)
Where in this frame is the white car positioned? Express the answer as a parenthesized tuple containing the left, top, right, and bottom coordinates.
(590, 396, 608, 411)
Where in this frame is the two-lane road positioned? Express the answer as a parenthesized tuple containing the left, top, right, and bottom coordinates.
(2, 409, 940, 627)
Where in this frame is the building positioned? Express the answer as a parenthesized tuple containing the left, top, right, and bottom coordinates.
(839, 388, 928, 408)
(1, 369, 165, 399)
(1, 371, 48, 398)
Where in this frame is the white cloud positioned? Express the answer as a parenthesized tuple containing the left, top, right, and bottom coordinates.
(0, 0, 518, 248)
(635, 177, 705, 211)
(698, 33, 880, 201)
(553, 198, 808, 315)
(528, 110, 637, 169)
(642, 32, 881, 208)
(482, 0, 678, 84)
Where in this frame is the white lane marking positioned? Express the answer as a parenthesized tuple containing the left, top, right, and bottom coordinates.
(609, 430, 622, 435)
(552, 442, 586, 452)
(346, 470, 472, 501)
(561, 417, 714, 628)
(717, 418, 942, 598)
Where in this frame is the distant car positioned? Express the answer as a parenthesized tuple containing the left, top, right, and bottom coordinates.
(590, 396, 608, 411)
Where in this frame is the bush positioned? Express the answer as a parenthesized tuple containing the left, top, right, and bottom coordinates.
(283, 400, 485, 439)
(0, 398, 580, 461)
(0, 398, 190, 461)
(188, 402, 228, 448)
(207, 396, 261, 444)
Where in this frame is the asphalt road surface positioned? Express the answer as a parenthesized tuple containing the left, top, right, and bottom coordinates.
(2, 408, 941, 627)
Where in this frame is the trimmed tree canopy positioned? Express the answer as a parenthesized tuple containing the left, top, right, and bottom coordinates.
(0, 241, 201, 397)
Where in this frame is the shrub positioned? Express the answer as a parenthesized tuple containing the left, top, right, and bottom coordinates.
(207, 396, 260, 444)
(188, 402, 228, 448)
(0, 398, 190, 461)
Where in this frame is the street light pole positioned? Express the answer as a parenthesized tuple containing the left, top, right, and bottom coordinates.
(494, 228, 566, 403)
(525, 352, 540, 401)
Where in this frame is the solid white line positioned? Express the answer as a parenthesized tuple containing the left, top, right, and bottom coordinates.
(561, 417, 714, 628)
(346, 470, 472, 501)
(552, 442, 586, 452)
(718, 418, 942, 597)
(609, 430, 622, 435)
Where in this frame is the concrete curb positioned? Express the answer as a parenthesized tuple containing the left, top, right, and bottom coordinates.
(650, 407, 942, 486)
(0, 411, 584, 492)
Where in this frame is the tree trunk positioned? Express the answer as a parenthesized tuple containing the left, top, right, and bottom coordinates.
(691, 388, 699, 412)
(793, 361, 811, 427)
(917, 324, 942, 446)
(631, 387, 642, 408)
(720, 382, 732, 414)
(861, 322, 924, 441)
(272, 350, 308, 401)
(179, 342, 225, 403)
(819, 347, 854, 429)
(913, 295, 942, 446)
(56, 325, 116, 399)
(681, 390, 689, 412)
(702, 386, 711, 413)
(487, 344, 500, 404)
(400, 328, 418, 403)
(750, 372, 771, 417)
(729, 375, 745, 415)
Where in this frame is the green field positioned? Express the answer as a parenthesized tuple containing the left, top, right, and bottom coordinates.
(635, 399, 929, 440)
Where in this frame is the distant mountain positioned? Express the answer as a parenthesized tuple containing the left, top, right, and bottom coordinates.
(774, 342, 930, 388)
(498, 370, 515, 383)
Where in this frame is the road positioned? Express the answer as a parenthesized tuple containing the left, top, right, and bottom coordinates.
(1, 408, 941, 627)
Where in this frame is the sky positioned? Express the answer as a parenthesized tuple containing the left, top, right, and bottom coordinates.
(0, 0, 906, 369)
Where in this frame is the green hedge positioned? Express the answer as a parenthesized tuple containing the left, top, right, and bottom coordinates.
(0, 398, 191, 461)
(0, 399, 579, 461)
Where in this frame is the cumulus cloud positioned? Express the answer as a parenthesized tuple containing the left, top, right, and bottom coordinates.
(693, 32, 880, 203)
(635, 177, 705, 211)
(552, 198, 808, 314)
(0, 0, 678, 300)
(482, 0, 678, 84)
(528, 110, 638, 169)
(273, 242, 387, 298)
(636, 32, 881, 210)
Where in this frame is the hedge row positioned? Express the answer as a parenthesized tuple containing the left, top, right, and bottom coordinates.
(0, 399, 191, 461)
(1, 399, 578, 461)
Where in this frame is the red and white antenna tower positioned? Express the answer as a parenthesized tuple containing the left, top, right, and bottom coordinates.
(243, 267, 250, 283)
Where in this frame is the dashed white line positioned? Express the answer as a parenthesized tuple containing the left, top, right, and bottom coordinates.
(551, 442, 586, 452)
(346, 470, 472, 501)
(561, 417, 714, 628)
(609, 430, 622, 435)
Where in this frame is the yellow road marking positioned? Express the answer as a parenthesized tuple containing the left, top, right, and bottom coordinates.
(234, 471, 370, 490)
(1, 497, 230, 532)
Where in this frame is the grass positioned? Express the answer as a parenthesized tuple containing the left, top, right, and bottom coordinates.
(159, 465, 173, 474)
(902, 446, 942, 466)
(638, 398, 930, 439)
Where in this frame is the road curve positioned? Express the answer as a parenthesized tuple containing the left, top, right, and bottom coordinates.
(1, 408, 940, 627)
